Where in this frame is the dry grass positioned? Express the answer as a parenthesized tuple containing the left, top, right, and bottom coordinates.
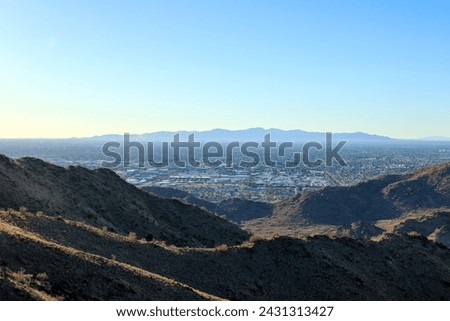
(1, 267, 62, 301)
(0, 216, 225, 301)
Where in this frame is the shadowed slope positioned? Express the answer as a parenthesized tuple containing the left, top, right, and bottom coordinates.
(0, 215, 222, 300)
(263, 162, 450, 227)
(142, 186, 273, 223)
(1, 209, 449, 300)
(0, 155, 248, 247)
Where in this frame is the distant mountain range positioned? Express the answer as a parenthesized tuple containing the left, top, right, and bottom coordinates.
(86, 128, 394, 142)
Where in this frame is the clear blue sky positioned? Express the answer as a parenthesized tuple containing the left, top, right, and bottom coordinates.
(0, 0, 449, 138)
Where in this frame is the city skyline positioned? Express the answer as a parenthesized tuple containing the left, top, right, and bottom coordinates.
(1, 1, 449, 139)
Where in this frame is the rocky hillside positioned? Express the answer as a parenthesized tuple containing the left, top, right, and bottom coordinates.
(1, 208, 449, 300)
(375, 208, 450, 247)
(0, 155, 248, 247)
(254, 162, 450, 226)
(1, 155, 449, 300)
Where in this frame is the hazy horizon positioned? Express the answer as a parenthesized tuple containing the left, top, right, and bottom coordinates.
(1, 1, 449, 139)
(0, 127, 449, 141)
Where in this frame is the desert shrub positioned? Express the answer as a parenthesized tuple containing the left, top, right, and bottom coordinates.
(249, 234, 262, 243)
(216, 244, 229, 252)
(127, 232, 137, 241)
(12, 268, 32, 285)
(36, 272, 48, 282)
